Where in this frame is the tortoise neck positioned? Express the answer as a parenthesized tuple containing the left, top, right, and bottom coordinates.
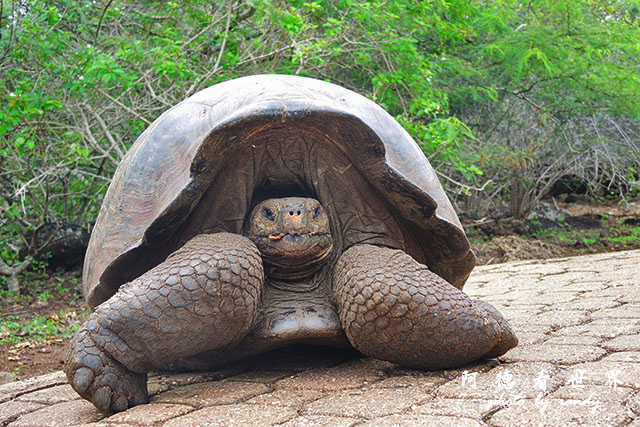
(262, 256, 328, 283)
(264, 264, 330, 292)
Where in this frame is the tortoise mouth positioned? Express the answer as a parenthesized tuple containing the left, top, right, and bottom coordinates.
(255, 232, 333, 268)
(267, 231, 325, 241)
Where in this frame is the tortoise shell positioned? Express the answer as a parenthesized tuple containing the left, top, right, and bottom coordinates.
(84, 74, 475, 309)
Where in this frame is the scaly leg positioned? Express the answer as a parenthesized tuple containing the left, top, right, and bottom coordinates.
(65, 233, 263, 412)
(332, 245, 517, 369)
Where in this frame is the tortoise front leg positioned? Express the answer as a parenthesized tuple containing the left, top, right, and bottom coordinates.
(332, 245, 517, 369)
(65, 233, 263, 412)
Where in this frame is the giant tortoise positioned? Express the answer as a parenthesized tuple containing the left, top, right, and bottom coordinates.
(65, 74, 517, 412)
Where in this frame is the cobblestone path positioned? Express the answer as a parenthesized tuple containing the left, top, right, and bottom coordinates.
(1, 250, 639, 426)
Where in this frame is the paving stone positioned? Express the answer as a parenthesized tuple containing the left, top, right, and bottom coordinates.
(550, 384, 635, 402)
(591, 303, 640, 318)
(490, 306, 545, 317)
(483, 263, 567, 276)
(278, 415, 359, 427)
(274, 359, 387, 392)
(503, 323, 552, 335)
(0, 400, 45, 425)
(541, 271, 604, 285)
(491, 302, 548, 313)
(163, 404, 297, 427)
(603, 335, 640, 352)
(147, 380, 171, 396)
(245, 346, 361, 372)
(147, 369, 244, 396)
(556, 281, 609, 292)
(520, 310, 589, 329)
(618, 288, 640, 304)
(0, 371, 66, 403)
(507, 331, 547, 346)
(488, 397, 632, 426)
(499, 344, 606, 364)
(508, 292, 579, 305)
(371, 374, 445, 391)
(556, 298, 621, 312)
(361, 414, 483, 426)
(226, 370, 292, 384)
(487, 289, 544, 303)
(304, 387, 431, 419)
(15, 384, 79, 404)
(0, 373, 17, 387)
(99, 403, 193, 426)
(585, 285, 640, 304)
(413, 397, 501, 419)
(464, 282, 516, 297)
(151, 380, 269, 407)
(556, 319, 640, 338)
(627, 393, 640, 418)
(9, 399, 103, 426)
(246, 388, 324, 409)
(600, 351, 640, 363)
(541, 335, 602, 346)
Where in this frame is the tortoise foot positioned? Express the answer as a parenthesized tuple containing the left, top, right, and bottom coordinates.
(475, 300, 518, 357)
(333, 245, 518, 370)
(65, 328, 148, 412)
(65, 233, 264, 412)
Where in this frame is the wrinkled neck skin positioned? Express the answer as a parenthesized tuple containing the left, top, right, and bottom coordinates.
(244, 197, 334, 290)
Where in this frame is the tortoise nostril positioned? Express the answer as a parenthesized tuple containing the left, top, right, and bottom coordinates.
(289, 211, 294, 216)
(297, 210, 301, 215)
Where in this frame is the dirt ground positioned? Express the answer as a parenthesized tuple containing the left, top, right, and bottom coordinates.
(467, 199, 640, 264)
(0, 271, 87, 381)
(1, 199, 639, 381)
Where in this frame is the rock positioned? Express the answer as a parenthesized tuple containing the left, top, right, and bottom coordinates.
(565, 214, 602, 229)
(527, 201, 568, 223)
(20, 221, 89, 271)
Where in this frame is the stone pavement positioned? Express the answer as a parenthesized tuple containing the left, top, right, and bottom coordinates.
(1, 249, 639, 426)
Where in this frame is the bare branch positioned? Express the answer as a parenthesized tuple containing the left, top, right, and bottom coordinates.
(94, 88, 152, 125)
(186, 2, 234, 97)
(83, 102, 125, 160)
(78, 107, 121, 167)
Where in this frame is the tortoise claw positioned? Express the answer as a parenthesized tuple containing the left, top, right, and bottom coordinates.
(65, 327, 148, 413)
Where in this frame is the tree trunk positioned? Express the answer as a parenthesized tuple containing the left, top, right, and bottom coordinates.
(0, 255, 34, 295)
(510, 176, 524, 219)
(7, 274, 20, 294)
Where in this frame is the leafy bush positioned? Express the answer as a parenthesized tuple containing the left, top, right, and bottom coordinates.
(1, 0, 639, 290)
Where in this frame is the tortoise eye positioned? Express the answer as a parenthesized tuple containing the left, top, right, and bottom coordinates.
(313, 207, 321, 219)
(263, 208, 275, 221)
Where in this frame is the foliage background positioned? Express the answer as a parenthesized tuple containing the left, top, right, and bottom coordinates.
(1, 0, 639, 290)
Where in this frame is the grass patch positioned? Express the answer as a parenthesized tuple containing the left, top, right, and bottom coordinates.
(0, 310, 81, 345)
(530, 218, 640, 248)
(609, 235, 639, 244)
(0, 271, 86, 347)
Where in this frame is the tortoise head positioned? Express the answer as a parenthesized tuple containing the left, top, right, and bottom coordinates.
(245, 197, 333, 280)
